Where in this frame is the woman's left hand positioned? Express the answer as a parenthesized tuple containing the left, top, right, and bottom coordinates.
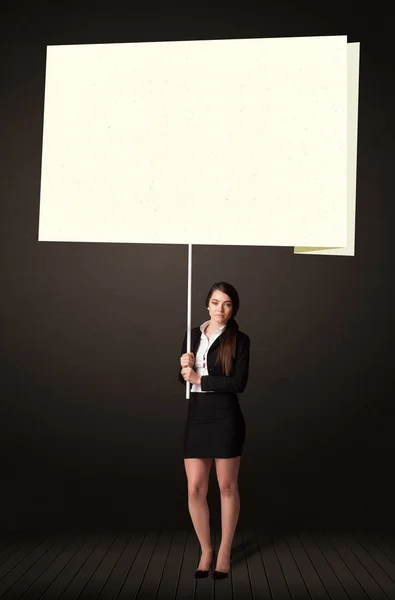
(181, 366, 200, 385)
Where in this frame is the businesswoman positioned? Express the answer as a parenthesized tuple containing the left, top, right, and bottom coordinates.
(179, 281, 250, 579)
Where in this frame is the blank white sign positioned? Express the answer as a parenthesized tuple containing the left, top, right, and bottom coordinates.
(294, 41, 359, 256)
(39, 35, 351, 248)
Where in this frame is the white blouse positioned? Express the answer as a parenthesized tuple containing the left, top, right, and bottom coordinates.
(191, 319, 227, 393)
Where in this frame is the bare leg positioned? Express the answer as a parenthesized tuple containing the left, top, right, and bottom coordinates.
(184, 458, 213, 570)
(214, 456, 241, 572)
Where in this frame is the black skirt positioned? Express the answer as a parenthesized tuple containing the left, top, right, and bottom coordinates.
(183, 391, 246, 459)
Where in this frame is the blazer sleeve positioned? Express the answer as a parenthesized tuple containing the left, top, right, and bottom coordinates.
(178, 330, 187, 387)
(200, 333, 250, 393)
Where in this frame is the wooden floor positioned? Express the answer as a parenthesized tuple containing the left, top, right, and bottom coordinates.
(1, 530, 395, 599)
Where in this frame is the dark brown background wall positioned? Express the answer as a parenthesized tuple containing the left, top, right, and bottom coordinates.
(1, 1, 394, 532)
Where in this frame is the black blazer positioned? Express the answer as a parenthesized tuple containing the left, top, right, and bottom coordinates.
(178, 326, 251, 394)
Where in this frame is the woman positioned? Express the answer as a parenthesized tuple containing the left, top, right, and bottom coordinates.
(179, 282, 250, 580)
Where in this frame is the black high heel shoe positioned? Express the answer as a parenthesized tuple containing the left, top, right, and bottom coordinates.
(194, 549, 215, 579)
(212, 551, 232, 580)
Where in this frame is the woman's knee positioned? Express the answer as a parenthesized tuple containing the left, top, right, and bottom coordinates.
(218, 480, 239, 496)
(215, 456, 241, 495)
(184, 458, 212, 498)
(187, 482, 209, 499)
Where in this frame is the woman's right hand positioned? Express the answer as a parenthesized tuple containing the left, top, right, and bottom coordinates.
(180, 352, 195, 368)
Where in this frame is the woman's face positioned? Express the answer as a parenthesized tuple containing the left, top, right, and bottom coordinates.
(207, 290, 233, 326)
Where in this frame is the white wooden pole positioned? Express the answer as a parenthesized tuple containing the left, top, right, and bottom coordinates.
(186, 243, 192, 400)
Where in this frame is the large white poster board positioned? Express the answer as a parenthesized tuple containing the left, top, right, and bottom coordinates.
(39, 35, 358, 252)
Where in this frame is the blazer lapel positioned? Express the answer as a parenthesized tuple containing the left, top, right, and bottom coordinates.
(192, 328, 202, 355)
(192, 327, 225, 355)
(207, 333, 224, 353)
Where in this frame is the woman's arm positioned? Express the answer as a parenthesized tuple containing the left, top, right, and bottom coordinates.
(178, 330, 188, 386)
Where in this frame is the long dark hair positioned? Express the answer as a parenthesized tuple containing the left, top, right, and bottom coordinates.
(205, 282, 240, 377)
